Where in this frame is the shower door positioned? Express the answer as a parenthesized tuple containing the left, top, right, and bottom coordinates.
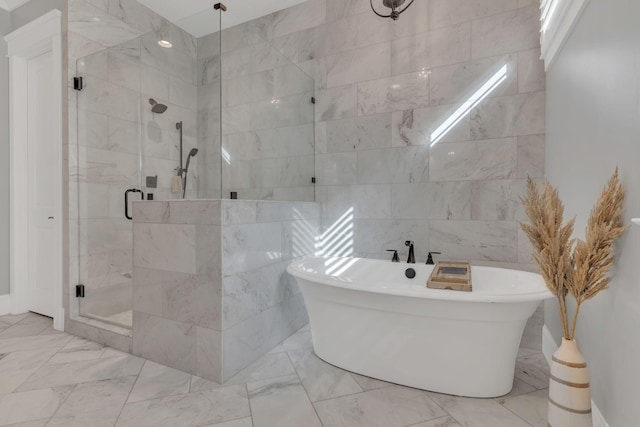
(72, 27, 201, 328)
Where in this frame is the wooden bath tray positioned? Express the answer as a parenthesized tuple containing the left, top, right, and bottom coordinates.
(427, 261, 472, 292)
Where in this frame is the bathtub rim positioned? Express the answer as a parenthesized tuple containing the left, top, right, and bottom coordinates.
(288, 256, 554, 304)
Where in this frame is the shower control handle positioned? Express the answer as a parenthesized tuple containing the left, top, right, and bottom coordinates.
(124, 189, 145, 220)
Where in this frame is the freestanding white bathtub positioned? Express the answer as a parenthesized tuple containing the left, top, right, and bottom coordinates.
(287, 256, 553, 398)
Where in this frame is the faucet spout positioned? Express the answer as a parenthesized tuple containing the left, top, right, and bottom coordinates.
(405, 240, 415, 263)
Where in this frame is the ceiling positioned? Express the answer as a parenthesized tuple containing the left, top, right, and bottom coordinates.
(136, 0, 310, 38)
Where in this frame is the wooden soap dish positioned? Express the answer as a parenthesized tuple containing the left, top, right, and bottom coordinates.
(427, 261, 472, 292)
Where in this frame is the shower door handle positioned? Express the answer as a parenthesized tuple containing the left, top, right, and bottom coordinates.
(125, 189, 145, 220)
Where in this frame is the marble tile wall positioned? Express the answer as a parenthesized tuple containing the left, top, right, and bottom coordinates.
(197, 29, 316, 201)
(220, 0, 545, 267)
(68, 2, 199, 324)
(131, 199, 320, 382)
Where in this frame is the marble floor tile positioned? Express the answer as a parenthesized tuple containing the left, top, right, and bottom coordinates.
(247, 375, 322, 427)
(314, 385, 446, 427)
(226, 352, 296, 386)
(494, 378, 537, 400)
(3, 419, 49, 427)
(426, 392, 531, 427)
(116, 384, 250, 427)
(268, 328, 312, 353)
(0, 348, 59, 394)
(514, 353, 550, 390)
(288, 348, 363, 401)
(127, 361, 191, 403)
(190, 375, 225, 393)
(517, 347, 540, 358)
(409, 416, 462, 427)
(349, 372, 392, 391)
(0, 314, 32, 325)
(500, 389, 548, 427)
(0, 387, 74, 426)
(0, 333, 72, 353)
(46, 376, 136, 427)
(0, 318, 53, 339)
(45, 336, 106, 365)
(18, 355, 144, 391)
(204, 418, 253, 427)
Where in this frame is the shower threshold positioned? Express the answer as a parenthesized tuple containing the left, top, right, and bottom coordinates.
(83, 310, 132, 331)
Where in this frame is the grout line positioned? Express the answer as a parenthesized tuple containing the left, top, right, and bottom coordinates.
(114, 361, 146, 426)
(284, 351, 324, 425)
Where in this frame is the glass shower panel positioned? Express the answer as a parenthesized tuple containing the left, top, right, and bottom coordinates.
(220, 29, 315, 201)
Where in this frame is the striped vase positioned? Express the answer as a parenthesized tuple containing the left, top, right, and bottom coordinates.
(548, 338, 592, 426)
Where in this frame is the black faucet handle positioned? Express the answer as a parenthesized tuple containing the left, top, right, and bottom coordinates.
(405, 240, 414, 246)
(426, 251, 441, 265)
(386, 249, 400, 262)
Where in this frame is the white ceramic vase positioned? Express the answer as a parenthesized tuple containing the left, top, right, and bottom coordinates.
(548, 338, 592, 426)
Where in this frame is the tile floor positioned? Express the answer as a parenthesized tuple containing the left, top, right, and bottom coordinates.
(0, 312, 550, 427)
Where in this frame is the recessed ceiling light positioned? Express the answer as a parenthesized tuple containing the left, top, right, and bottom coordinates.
(158, 40, 173, 48)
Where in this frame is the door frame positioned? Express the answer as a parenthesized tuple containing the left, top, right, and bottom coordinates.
(5, 10, 64, 330)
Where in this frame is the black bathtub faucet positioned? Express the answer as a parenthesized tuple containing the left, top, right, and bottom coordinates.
(405, 241, 415, 263)
(426, 251, 441, 265)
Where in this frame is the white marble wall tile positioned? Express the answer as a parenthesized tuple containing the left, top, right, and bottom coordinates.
(355, 1, 430, 48)
(391, 23, 471, 75)
(324, 15, 358, 56)
(274, 65, 314, 98)
(316, 153, 358, 186)
(116, 385, 250, 427)
(429, 220, 518, 262)
(76, 110, 109, 149)
(0, 387, 74, 426)
(325, 0, 369, 22)
(429, 0, 519, 29)
(69, 31, 108, 63)
(471, 5, 541, 59)
(517, 134, 545, 179)
(316, 84, 358, 122)
(280, 292, 310, 338)
(140, 33, 196, 85)
(255, 201, 320, 223)
(46, 376, 136, 427)
(247, 375, 322, 427)
(132, 267, 163, 317)
(140, 63, 170, 100)
(325, 184, 391, 219)
(132, 312, 196, 373)
(357, 71, 430, 116)
(326, 42, 391, 88)
(82, 79, 140, 123)
(326, 113, 392, 152)
(518, 48, 545, 93)
(169, 77, 198, 112)
(222, 222, 283, 276)
(518, 227, 535, 264)
(77, 49, 108, 80)
(392, 105, 471, 147)
(69, 7, 144, 48)
(391, 182, 472, 220)
(471, 92, 545, 139)
(471, 179, 527, 221)
(314, 385, 446, 427)
(106, 0, 163, 34)
(353, 219, 429, 257)
(196, 327, 223, 382)
(133, 223, 197, 274)
(107, 117, 140, 155)
(223, 305, 283, 379)
(269, 0, 326, 40)
(429, 138, 518, 181)
(429, 55, 518, 106)
(357, 146, 429, 184)
(107, 51, 141, 93)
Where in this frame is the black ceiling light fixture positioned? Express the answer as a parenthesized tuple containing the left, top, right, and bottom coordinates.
(370, 0, 416, 20)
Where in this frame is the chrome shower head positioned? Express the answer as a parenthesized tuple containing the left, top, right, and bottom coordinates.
(149, 98, 168, 114)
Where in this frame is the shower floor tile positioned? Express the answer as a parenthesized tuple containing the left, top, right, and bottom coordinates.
(0, 312, 551, 427)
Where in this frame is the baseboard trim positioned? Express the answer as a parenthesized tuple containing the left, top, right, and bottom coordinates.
(542, 324, 610, 427)
(0, 294, 9, 315)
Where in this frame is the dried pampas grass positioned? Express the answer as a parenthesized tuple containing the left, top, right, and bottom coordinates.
(520, 169, 625, 340)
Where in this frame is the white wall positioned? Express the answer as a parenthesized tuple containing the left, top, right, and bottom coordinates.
(0, 9, 10, 296)
(545, 0, 640, 423)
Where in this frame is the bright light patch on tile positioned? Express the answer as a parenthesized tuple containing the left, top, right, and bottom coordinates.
(430, 64, 508, 147)
(319, 207, 355, 274)
(221, 146, 232, 165)
(158, 40, 173, 48)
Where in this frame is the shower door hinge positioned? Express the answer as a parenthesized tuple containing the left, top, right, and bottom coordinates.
(311, 96, 316, 104)
(75, 284, 85, 298)
(73, 77, 83, 91)
(311, 177, 316, 184)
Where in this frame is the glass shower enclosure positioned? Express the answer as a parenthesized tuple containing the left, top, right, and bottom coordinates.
(70, 5, 315, 330)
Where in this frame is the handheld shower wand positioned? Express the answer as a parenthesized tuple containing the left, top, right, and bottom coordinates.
(182, 148, 199, 199)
